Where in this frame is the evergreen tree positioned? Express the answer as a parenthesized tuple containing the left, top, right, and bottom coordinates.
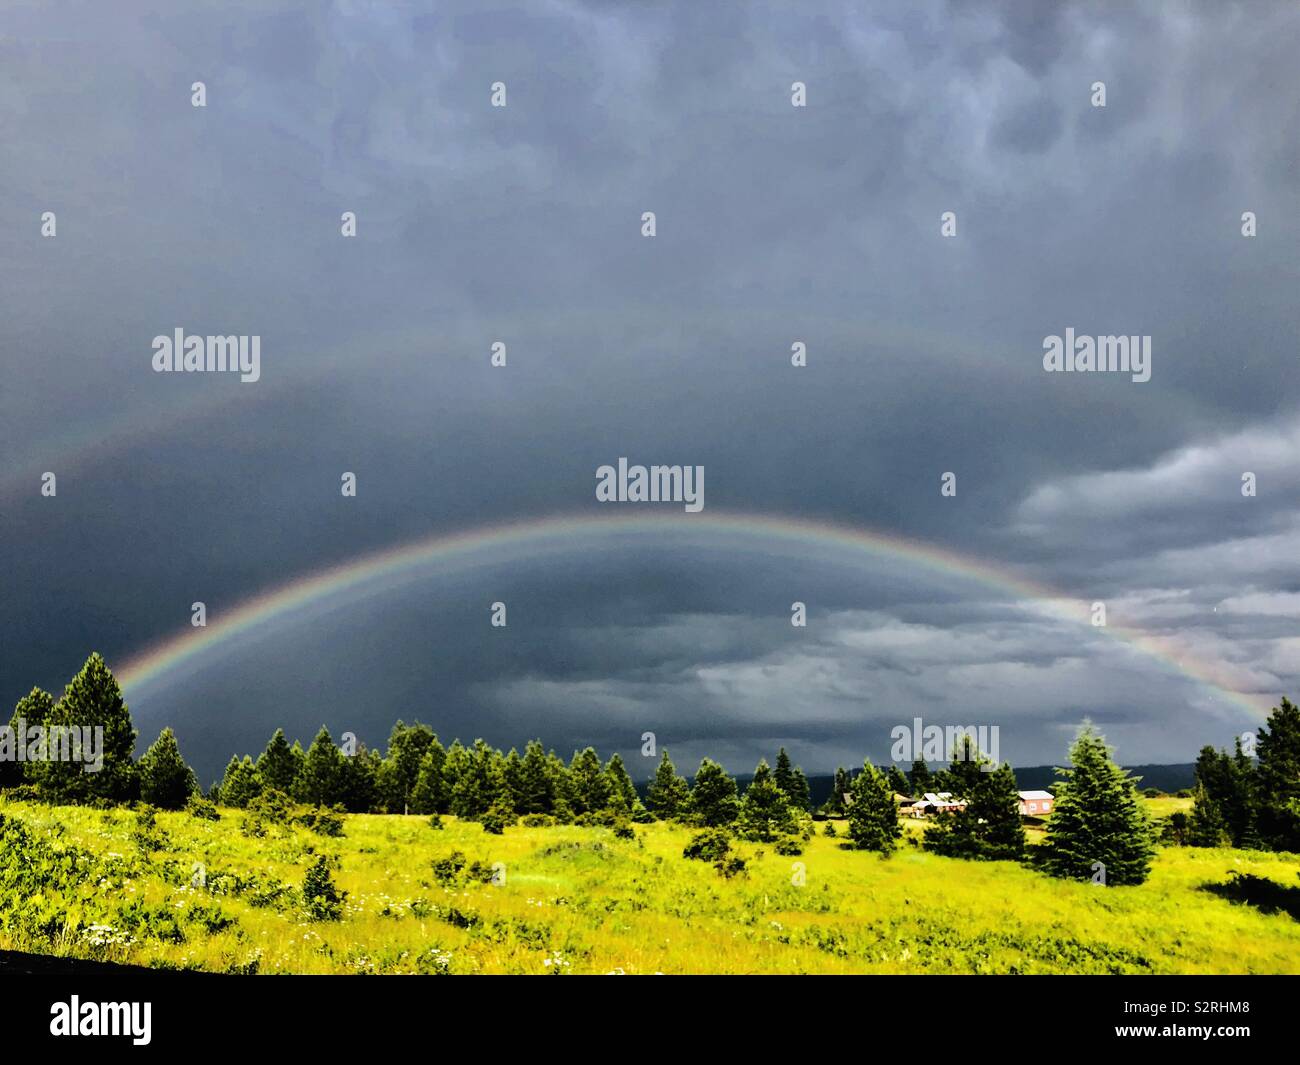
(688, 758, 739, 827)
(789, 766, 811, 811)
(303, 855, 345, 921)
(516, 740, 554, 814)
(887, 764, 910, 796)
(604, 753, 638, 815)
(646, 750, 690, 819)
(36, 653, 138, 803)
(339, 742, 381, 813)
(2, 687, 54, 788)
(298, 726, 345, 807)
(378, 721, 436, 814)
(923, 759, 1024, 860)
(846, 758, 901, 854)
(410, 737, 450, 815)
(256, 728, 302, 795)
(737, 759, 797, 842)
(1042, 725, 1156, 886)
(1255, 696, 1300, 852)
(909, 758, 933, 796)
(502, 748, 526, 812)
(137, 727, 197, 809)
(442, 741, 471, 813)
(774, 748, 796, 801)
(830, 765, 852, 814)
(450, 739, 495, 818)
(1188, 782, 1228, 847)
(569, 747, 610, 814)
(218, 755, 262, 808)
(545, 748, 575, 819)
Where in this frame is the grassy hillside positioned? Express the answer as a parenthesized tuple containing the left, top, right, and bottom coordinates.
(2, 797, 1296, 974)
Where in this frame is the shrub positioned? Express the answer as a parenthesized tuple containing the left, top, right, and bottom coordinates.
(520, 813, 554, 828)
(296, 805, 345, 837)
(714, 856, 747, 879)
(481, 800, 515, 835)
(302, 856, 345, 921)
(823, 821, 838, 838)
(132, 806, 168, 853)
(428, 814, 446, 830)
(612, 819, 635, 840)
(774, 835, 803, 856)
(683, 828, 731, 862)
(184, 795, 220, 821)
(431, 851, 467, 886)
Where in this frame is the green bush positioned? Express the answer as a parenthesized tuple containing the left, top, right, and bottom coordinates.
(302, 855, 345, 921)
(683, 828, 731, 862)
(184, 795, 220, 821)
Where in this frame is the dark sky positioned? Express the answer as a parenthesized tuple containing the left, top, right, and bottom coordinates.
(2, 0, 1297, 785)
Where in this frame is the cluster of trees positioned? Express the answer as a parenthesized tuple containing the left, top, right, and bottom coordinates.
(1187, 697, 1300, 853)
(837, 728, 1158, 887)
(1, 653, 819, 836)
(8, 654, 1296, 889)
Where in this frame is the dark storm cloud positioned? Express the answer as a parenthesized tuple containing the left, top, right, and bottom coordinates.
(2, 0, 1297, 782)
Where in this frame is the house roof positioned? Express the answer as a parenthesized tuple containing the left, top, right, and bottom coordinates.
(1018, 790, 1053, 800)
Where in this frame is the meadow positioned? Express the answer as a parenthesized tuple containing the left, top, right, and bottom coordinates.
(2, 796, 1297, 975)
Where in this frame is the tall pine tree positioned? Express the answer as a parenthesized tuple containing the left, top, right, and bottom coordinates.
(1042, 725, 1155, 886)
(138, 727, 197, 809)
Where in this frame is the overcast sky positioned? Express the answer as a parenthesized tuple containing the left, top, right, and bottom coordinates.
(2, 0, 1297, 784)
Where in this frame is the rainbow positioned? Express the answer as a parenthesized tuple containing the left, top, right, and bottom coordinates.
(118, 510, 1267, 716)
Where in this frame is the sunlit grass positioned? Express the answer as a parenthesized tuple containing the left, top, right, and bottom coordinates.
(2, 797, 1297, 974)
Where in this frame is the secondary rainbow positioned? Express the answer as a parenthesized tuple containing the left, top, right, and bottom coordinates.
(117, 510, 1266, 716)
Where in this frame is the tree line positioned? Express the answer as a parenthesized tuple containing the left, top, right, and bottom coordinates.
(5, 653, 1298, 890)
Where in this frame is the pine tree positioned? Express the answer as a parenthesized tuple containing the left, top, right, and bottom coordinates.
(909, 758, 933, 797)
(604, 753, 638, 814)
(256, 728, 302, 795)
(737, 759, 797, 842)
(516, 740, 554, 814)
(303, 855, 345, 921)
(298, 726, 345, 807)
(646, 750, 690, 819)
(137, 727, 197, 809)
(1188, 783, 1228, 847)
(774, 748, 796, 800)
(498, 747, 523, 811)
(688, 758, 739, 827)
(569, 747, 610, 815)
(2, 687, 54, 788)
(887, 765, 910, 796)
(410, 737, 450, 814)
(36, 653, 138, 803)
(924, 758, 1024, 860)
(339, 742, 381, 813)
(1042, 725, 1155, 886)
(545, 749, 575, 820)
(846, 758, 901, 854)
(378, 721, 437, 814)
(450, 739, 495, 819)
(1255, 696, 1300, 852)
(830, 765, 852, 814)
(789, 766, 811, 811)
(218, 755, 262, 808)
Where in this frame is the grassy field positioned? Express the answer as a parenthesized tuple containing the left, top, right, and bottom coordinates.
(2, 796, 1297, 974)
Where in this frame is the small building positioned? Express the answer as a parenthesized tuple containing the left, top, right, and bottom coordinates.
(911, 791, 966, 816)
(1018, 790, 1053, 816)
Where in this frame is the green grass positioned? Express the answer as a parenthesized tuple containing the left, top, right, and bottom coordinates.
(2, 797, 1297, 974)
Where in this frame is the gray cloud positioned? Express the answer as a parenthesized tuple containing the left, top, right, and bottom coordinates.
(1, 0, 1297, 783)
